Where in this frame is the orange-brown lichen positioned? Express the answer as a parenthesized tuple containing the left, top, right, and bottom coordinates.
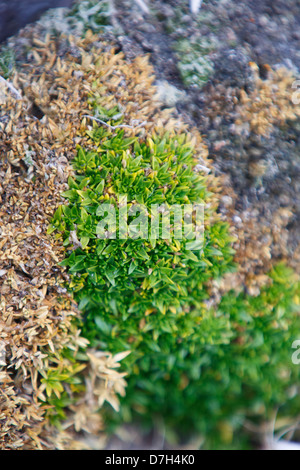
(235, 64, 300, 136)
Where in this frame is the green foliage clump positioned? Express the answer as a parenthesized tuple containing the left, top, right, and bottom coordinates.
(0, 46, 15, 79)
(156, 3, 218, 88)
(104, 264, 299, 449)
(50, 126, 234, 325)
(40, 349, 87, 426)
(175, 37, 216, 88)
(67, 0, 113, 34)
(50, 126, 299, 448)
(118, 263, 299, 448)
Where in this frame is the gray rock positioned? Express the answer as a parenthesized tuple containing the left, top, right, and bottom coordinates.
(0, 0, 73, 42)
(155, 80, 187, 107)
(213, 48, 255, 90)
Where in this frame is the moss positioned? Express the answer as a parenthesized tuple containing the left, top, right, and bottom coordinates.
(45, 46, 299, 448)
(37, 0, 114, 38)
(2, 23, 299, 449)
(67, 0, 113, 34)
(0, 46, 15, 79)
(175, 37, 216, 88)
(0, 30, 212, 448)
(52, 131, 300, 446)
(105, 264, 300, 449)
(50, 126, 234, 319)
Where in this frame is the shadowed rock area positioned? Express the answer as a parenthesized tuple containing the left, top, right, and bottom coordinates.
(0, 0, 73, 43)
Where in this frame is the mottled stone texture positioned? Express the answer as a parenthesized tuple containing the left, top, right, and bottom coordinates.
(0, 0, 73, 42)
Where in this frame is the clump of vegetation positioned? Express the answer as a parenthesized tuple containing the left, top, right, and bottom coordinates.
(175, 37, 216, 88)
(38, 0, 114, 38)
(2, 23, 299, 449)
(155, 2, 218, 88)
(110, 262, 298, 449)
(50, 126, 234, 319)
(67, 0, 113, 35)
(50, 121, 300, 448)
(0, 31, 166, 449)
(0, 46, 15, 79)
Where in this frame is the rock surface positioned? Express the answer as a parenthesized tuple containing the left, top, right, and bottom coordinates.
(0, 0, 73, 43)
